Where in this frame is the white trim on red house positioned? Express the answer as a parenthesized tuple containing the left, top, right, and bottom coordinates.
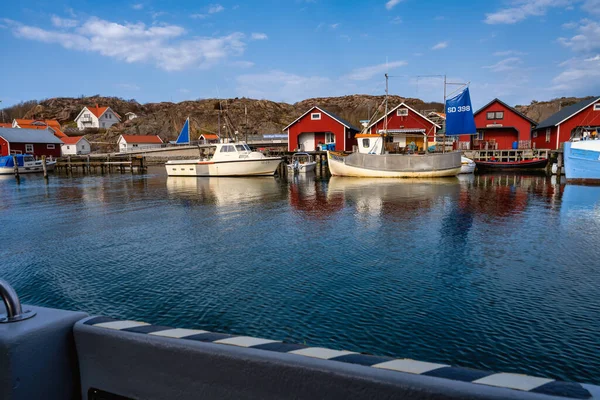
(554, 97, 600, 127)
(367, 102, 441, 131)
(283, 106, 355, 131)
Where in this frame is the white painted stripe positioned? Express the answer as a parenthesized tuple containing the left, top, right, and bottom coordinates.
(290, 347, 356, 360)
(474, 373, 554, 391)
(94, 321, 149, 330)
(214, 336, 280, 348)
(148, 328, 208, 338)
(372, 359, 448, 375)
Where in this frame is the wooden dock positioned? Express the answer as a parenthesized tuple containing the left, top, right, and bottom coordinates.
(464, 148, 551, 163)
(55, 155, 147, 174)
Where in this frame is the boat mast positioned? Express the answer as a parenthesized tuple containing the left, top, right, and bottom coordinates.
(443, 74, 446, 153)
(383, 73, 389, 155)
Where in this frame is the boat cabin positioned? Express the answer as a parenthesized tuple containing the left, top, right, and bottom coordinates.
(200, 142, 257, 161)
(0, 154, 36, 167)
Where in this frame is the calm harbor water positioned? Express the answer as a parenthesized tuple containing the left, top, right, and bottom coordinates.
(1, 169, 600, 384)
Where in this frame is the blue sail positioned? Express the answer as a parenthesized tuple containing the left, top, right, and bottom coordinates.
(175, 118, 190, 144)
(445, 87, 477, 136)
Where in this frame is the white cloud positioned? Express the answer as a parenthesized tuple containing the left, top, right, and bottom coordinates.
(585, 54, 600, 61)
(552, 55, 600, 92)
(51, 15, 78, 28)
(251, 32, 268, 40)
(344, 61, 407, 81)
(208, 4, 225, 14)
(483, 57, 522, 72)
(385, 0, 403, 10)
(179, 88, 191, 93)
(4, 17, 246, 71)
(236, 70, 332, 102)
(558, 19, 600, 52)
(330, 23, 340, 29)
(432, 41, 448, 50)
(484, 0, 571, 24)
(231, 60, 255, 68)
(191, 14, 207, 19)
(582, 0, 600, 14)
(493, 50, 527, 56)
(390, 16, 402, 24)
(132, 3, 143, 10)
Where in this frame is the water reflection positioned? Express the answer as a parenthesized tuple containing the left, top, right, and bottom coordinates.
(288, 174, 344, 219)
(166, 176, 284, 207)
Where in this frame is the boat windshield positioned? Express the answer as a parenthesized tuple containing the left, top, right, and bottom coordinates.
(235, 144, 249, 152)
(24, 156, 34, 162)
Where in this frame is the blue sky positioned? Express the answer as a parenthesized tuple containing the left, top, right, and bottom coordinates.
(1, 0, 599, 108)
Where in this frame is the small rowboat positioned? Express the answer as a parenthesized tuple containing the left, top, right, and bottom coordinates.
(475, 158, 548, 171)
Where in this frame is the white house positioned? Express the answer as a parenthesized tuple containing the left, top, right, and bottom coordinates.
(61, 136, 91, 155)
(75, 105, 121, 130)
(117, 135, 163, 153)
(125, 112, 138, 121)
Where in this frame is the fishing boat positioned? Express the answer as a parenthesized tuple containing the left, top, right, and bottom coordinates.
(474, 158, 548, 171)
(165, 142, 282, 177)
(564, 139, 600, 183)
(287, 152, 317, 174)
(460, 156, 476, 174)
(0, 154, 57, 175)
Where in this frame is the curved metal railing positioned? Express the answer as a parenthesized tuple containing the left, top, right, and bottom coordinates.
(0, 279, 36, 323)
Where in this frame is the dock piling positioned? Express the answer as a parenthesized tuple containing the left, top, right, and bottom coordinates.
(12, 155, 20, 183)
(42, 156, 48, 180)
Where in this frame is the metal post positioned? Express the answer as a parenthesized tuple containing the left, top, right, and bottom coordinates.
(0, 279, 36, 322)
(12, 155, 19, 182)
(42, 155, 48, 179)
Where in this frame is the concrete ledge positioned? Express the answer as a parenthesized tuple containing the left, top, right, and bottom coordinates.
(74, 316, 596, 400)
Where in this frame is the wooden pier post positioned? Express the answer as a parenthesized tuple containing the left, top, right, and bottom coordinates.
(556, 151, 563, 184)
(107, 155, 111, 173)
(67, 156, 72, 174)
(12, 155, 20, 183)
(86, 155, 91, 174)
(129, 155, 134, 174)
(42, 155, 48, 179)
(140, 156, 145, 173)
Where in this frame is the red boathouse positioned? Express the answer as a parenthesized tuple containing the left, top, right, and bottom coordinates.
(284, 106, 360, 152)
(366, 103, 440, 152)
(458, 98, 537, 150)
(531, 96, 600, 150)
(0, 127, 63, 158)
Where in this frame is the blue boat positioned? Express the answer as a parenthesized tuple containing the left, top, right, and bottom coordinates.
(0, 154, 57, 175)
(564, 139, 600, 183)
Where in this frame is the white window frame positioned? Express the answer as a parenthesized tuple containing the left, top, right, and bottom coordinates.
(397, 108, 409, 117)
(325, 132, 335, 143)
(533, 132, 538, 138)
(546, 128, 551, 143)
(66, 146, 71, 150)
(311, 113, 321, 120)
(477, 131, 484, 140)
(594, 103, 600, 111)
(25, 144, 34, 153)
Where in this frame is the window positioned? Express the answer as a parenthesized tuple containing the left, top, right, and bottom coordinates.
(47, 144, 55, 149)
(82, 145, 86, 150)
(325, 132, 335, 143)
(25, 144, 34, 153)
(487, 112, 495, 120)
(594, 103, 600, 111)
(477, 131, 484, 140)
(397, 108, 408, 116)
(133, 144, 139, 147)
(220, 145, 234, 152)
(546, 128, 551, 142)
(362, 138, 370, 148)
(533, 132, 538, 138)
(487, 111, 504, 120)
(66, 146, 71, 150)
(101, 122, 105, 128)
(311, 113, 321, 120)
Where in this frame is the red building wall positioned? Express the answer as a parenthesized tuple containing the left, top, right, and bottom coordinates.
(287, 109, 352, 151)
(461, 100, 534, 149)
(533, 101, 600, 150)
(0, 140, 62, 157)
(369, 106, 437, 138)
(531, 126, 557, 150)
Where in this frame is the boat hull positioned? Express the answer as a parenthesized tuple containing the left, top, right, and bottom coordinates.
(0, 162, 56, 175)
(475, 158, 548, 171)
(287, 161, 317, 174)
(327, 151, 461, 178)
(564, 141, 600, 184)
(165, 158, 282, 177)
(460, 157, 475, 174)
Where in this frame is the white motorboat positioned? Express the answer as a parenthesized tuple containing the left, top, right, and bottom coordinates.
(460, 156, 476, 174)
(0, 154, 57, 175)
(287, 152, 317, 174)
(165, 142, 282, 177)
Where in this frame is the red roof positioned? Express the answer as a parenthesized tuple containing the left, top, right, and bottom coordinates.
(61, 136, 84, 145)
(0, 123, 12, 128)
(120, 135, 163, 144)
(18, 124, 50, 130)
(86, 106, 121, 119)
(201, 133, 219, 140)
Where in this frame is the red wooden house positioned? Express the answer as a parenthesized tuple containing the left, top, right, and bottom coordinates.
(531, 97, 600, 150)
(366, 103, 440, 151)
(284, 106, 360, 152)
(0, 128, 63, 157)
(458, 98, 537, 150)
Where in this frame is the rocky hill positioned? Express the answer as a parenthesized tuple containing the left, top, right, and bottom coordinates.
(2, 94, 595, 151)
